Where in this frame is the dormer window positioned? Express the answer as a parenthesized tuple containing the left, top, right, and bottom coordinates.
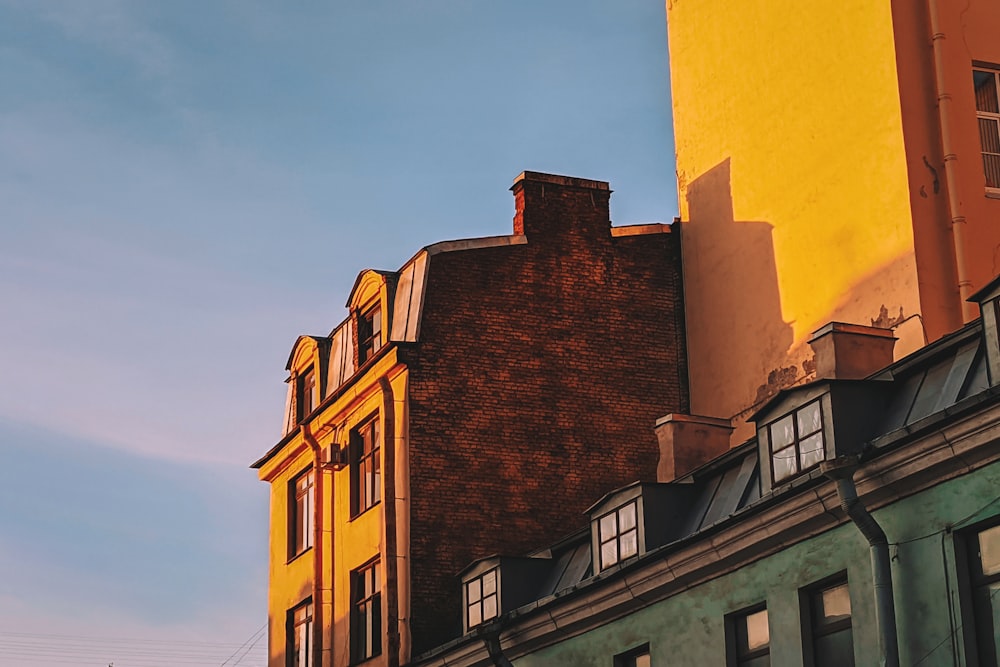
(465, 568, 499, 628)
(597, 500, 638, 570)
(358, 304, 382, 365)
(296, 366, 316, 422)
(767, 399, 825, 483)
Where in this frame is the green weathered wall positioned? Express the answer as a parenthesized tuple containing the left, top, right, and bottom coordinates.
(514, 461, 1000, 667)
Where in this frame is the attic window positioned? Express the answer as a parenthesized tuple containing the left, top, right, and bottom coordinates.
(296, 366, 316, 422)
(597, 501, 639, 570)
(358, 304, 382, 365)
(767, 399, 825, 483)
(465, 568, 498, 629)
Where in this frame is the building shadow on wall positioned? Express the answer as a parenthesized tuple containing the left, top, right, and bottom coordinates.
(682, 159, 797, 433)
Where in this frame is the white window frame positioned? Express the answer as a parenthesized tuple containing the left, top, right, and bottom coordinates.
(597, 500, 639, 571)
(766, 399, 826, 484)
(465, 568, 499, 629)
(974, 66, 1000, 195)
(288, 599, 313, 667)
(289, 468, 314, 559)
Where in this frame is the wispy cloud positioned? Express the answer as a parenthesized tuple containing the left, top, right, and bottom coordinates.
(0, 109, 324, 465)
(0, 422, 267, 626)
(34, 0, 177, 86)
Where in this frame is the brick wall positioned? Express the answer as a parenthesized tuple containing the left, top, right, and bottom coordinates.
(401, 173, 689, 652)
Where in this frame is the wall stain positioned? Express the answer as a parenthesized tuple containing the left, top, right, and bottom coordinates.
(922, 155, 940, 194)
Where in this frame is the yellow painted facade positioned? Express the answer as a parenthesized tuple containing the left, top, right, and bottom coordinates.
(667, 0, 1000, 441)
(256, 271, 409, 667)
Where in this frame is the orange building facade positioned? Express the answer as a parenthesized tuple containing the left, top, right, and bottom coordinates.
(253, 172, 691, 666)
(667, 0, 1000, 442)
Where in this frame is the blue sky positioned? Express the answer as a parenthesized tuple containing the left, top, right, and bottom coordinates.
(0, 1, 677, 664)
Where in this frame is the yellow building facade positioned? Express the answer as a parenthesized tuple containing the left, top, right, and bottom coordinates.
(667, 0, 1000, 442)
(256, 270, 409, 667)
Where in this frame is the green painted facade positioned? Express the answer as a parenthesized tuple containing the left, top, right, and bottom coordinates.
(515, 460, 1000, 667)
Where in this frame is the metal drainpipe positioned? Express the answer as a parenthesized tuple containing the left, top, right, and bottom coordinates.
(928, 0, 977, 321)
(821, 456, 899, 667)
(483, 627, 514, 667)
(301, 423, 325, 667)
(378, 377, 402, 667)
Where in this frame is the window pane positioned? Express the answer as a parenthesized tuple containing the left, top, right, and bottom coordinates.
(799, 433, 825, 470)
(973, 582, 1000, 659)
(468, 602, 481, 628)
(771, 415, 795, 449)
(985, 153, 1000, 189)
(979, 524, 1000, 576)
(601, 539, 619, 567)
(975, 70, 999, 113)
(981, 117, 1000, 154)
(745, 609, 769, 651)
(797, 402, 822, 435)
(620, 528, 638, 560)
(599, 513, 617, 540)
(467, 579, 481, 603)
(818, 584, 851, 622)
(772, 446, 798, 481)
(815, 628, 855, 667)
(483, 594, 498, 620)
(482, 570, 497, 596)
(634, 654, 651, 667)
(619, 502, 637, 531)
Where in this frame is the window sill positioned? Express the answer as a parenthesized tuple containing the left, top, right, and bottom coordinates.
(286, 546, 313, 565)
(987, 189, 1000, 200)
(349, 500, 382, 523)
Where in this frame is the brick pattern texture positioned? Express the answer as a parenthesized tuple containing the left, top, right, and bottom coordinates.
(401, 175, 689, 652)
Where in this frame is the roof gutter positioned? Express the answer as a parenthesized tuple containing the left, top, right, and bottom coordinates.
(822, 456, 899, 667)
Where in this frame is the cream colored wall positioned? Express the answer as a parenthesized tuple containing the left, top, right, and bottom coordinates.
(668, 0, 925, 439)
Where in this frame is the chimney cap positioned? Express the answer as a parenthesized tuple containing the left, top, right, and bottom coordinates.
(511, 171, 610, 192)
(808, 321, 896, 343)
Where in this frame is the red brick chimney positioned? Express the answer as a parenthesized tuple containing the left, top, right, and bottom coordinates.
(510, 171, 612, 239)
(807, 322, 897, 380)
(655, 413, 733, 481)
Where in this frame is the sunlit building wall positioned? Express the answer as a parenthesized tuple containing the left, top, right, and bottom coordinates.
(667, 0, 1000, 442)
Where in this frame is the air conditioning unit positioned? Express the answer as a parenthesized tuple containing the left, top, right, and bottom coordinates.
(323, 443, 349, 471)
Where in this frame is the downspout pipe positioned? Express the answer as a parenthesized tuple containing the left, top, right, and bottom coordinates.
(301, 423, 324, 667)
(483, 626, 514, 667)
(822, 457, 899, 667)
(928, 0, 977, 320)
(378, 377, 402, 667)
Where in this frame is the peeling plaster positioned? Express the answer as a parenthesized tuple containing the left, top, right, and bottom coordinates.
(754, 365, 799, 404)
(871, 305, 906, 329)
